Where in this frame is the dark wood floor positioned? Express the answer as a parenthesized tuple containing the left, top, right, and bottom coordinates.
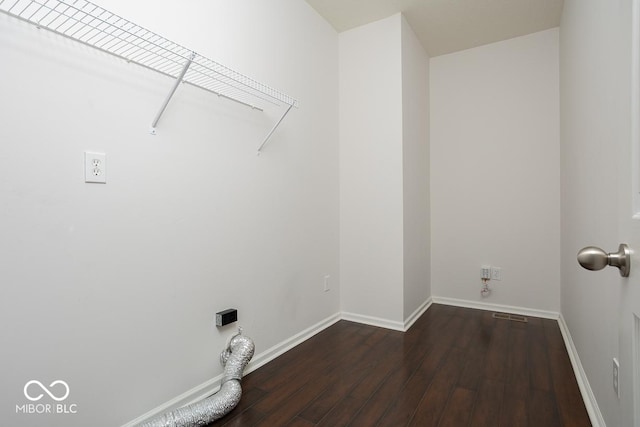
(210, 304, 591, 426)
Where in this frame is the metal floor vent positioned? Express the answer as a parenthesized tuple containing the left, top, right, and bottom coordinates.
(492, 312, 528, 323)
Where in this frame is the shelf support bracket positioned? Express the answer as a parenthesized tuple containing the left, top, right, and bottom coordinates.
(150, 52, 196, 135)
(256, 103, 294, 154)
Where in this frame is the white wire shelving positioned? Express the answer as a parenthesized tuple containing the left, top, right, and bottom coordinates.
(0, 0, 299, 152)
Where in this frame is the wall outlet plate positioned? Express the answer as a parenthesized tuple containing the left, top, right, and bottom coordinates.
(85, 152, 106, 183)
(491, 267, 502, 281)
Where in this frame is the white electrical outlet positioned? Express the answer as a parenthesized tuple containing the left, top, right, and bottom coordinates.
(481, 266, 491, 280)
(613, 358, 620, 398)
(491, 267, 502, 281)
(85, 152, 106, 183)
(324, 275, 330, 292)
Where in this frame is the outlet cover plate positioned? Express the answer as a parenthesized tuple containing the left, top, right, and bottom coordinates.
(85, 151, 106, 183)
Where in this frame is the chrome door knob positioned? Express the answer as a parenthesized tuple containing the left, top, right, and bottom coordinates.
(577, 244, 630, 277)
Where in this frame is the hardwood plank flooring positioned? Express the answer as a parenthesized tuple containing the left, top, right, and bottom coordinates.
(209, 304, 591, 426)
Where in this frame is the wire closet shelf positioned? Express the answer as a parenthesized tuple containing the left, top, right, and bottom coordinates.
(0, 0, 299, 150)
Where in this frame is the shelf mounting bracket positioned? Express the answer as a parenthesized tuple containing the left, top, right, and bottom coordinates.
(256, 103, 295, 155)
(150, 52, 196, 135)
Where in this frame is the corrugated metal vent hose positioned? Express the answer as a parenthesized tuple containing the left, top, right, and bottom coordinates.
(141, 333, 255, 427)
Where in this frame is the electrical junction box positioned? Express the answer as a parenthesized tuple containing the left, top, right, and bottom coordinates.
(216, 309, 238, 327)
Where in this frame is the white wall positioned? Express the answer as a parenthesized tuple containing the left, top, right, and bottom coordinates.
(339, 14, 405, 324)
(401, 17, 431, 319)
(0, 1, 339, 426)
(430, 28, 561, 312)
(560, 0, 633, 425)
(339, 14, 430, 327)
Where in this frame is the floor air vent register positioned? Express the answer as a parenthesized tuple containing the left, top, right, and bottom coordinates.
(492, 312, 529, 323)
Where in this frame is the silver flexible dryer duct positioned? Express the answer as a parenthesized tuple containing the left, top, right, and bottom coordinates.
(141, 333, 255, 427)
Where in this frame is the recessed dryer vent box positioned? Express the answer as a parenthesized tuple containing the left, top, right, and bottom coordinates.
(216, 309, 238, 327)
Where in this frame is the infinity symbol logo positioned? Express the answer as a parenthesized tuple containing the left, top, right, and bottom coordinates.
(23, 380, 70, 402)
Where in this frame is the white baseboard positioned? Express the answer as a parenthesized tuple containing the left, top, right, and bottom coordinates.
(404, 297, 433, 330)
(341, 296, 433, 332)
(341, 311, 405, 331)
(557, 314, 606, 427)
(121, 312, 342, 427)
(431, 296, 559, 320)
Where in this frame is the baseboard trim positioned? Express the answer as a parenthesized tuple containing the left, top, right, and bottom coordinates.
(431, 296, 559, 320)
(341, 297, 433, 332)
(404, 297, 433, 330)
(341, 311, 405, 331)
(121, 312, 342, 427)
(557, 314, 606, 427)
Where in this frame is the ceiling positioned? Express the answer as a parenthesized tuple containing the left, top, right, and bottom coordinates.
(305, 0, 564, 57)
